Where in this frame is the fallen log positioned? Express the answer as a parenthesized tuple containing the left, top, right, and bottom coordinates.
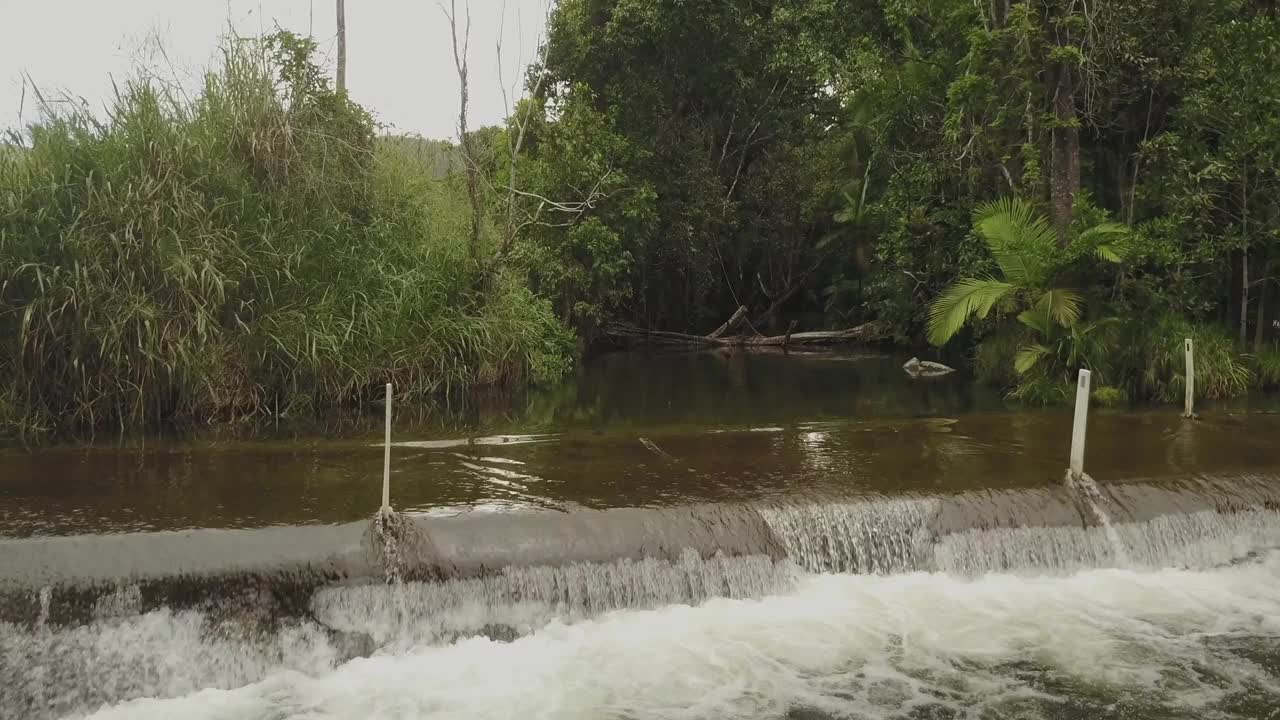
(606, 320, 878, 347)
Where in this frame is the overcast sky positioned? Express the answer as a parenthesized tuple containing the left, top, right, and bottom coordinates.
(1, 0, 550, 139)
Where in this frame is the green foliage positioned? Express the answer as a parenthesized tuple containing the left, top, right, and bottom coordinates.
(1005, 375, 1073, 406)
(1252, 347, 1280, 389)
(0, 32, 569, 435)
(927, 198, 1122, 347)
(974, 325, 1023, 387)
(501, 87, 654, 336)
(534, 0, 852, 330)
(928, 279, 1017, 346)
(6, 0, 1279, 429)
(1092, 386, 1128, 407)
(1140, 317, 1252, 403)
(971, 198, 1060, 287)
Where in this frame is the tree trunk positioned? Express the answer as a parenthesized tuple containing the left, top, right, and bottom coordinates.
(1050, 61, 1080, 247)
(445, 1, 481, 259)
(781, 320, 798, 351)
(1241, 250, 1250, 348)
(1240, 172, 1250, 348)
(335, 0, 346, 93)
(1254, 279, 1267, 352)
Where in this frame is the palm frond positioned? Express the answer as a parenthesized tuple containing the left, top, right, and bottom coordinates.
(1094, 243, 1125, 262)
(1017, 308, 1051, 334)
(1014, 343, 1050, 374)
(972, 197, 1056, 286)
(1035, 288, 1082, 328)
(1077, 222, 1131, 263)
(926, 278, 1016, 346)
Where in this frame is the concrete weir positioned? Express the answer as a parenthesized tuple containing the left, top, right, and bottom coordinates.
(2, 473, 1279, 625)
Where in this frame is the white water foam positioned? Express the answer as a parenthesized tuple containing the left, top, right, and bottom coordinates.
(1068, 470, 1133, 565)
(312, 550, 798, 648)
(758, 498, 938, 574)
(26, 551, 1280, 720)
(761, 495, 1280, 577)
(936, 509, 1280, 575)
(1, 610, 340, 720)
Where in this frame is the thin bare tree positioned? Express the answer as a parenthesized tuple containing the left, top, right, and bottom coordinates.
(489, 0, 613, 263)
(496, 0, 550, 254)
(336, 0, 347, 93)
(442, 0, 483, 259)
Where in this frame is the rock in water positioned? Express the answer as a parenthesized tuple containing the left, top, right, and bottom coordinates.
(903, 357, 956, 379)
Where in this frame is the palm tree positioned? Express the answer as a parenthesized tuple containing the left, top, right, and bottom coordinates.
(926, 198, 1127, 370)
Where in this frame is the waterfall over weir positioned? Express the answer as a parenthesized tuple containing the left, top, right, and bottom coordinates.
(3, 473, 1279, 622)
(3, 473, 1280, 719)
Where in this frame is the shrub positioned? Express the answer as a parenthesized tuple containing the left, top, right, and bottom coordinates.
(1139, 316, 1251, 403)
(0, 32, 569, 436)
(1006, 375, 1073, 405)
(1251, 346, 1280, 389)
(974, 325, 1021, 388)
(1091, 385, 1128, 407)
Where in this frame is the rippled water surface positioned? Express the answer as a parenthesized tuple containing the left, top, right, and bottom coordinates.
(4, 351, 1279, 535)
(3, 350, 1279, 719)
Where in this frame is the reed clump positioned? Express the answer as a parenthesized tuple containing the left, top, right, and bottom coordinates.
(0, 32, 570, 436)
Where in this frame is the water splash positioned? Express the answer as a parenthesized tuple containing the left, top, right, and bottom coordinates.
(51, 552, 1280, 720)
(933, 509, 1280, 575)
(1066, 470, 1133, 566)
(758, 490, 1280, 577)
(312, 549, 799, 649)
(373, 508, 407, 585)
(0, 610, 339, 720)
(758, 498, 938, 574)
(34, 587, 50, 630)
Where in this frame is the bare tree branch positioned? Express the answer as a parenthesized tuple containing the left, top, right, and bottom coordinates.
(441, 0, 482, 259)
(335, 0, 347, 93)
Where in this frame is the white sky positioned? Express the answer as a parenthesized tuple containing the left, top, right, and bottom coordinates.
(1, 0, 550, 140)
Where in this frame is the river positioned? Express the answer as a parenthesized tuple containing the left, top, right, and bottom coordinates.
(2, 350, 1279, 719)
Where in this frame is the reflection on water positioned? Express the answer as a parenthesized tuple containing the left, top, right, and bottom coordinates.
(2, 351, 1280, 536)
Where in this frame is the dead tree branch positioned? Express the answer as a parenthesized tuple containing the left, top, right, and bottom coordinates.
(441, 0, 482, 258)
(607, 307, 877, 348)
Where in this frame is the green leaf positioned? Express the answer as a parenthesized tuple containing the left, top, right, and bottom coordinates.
(1017, 308, 1050, 334)
(1077, 222, 1130, 263)
(1036, 288, 1082, 328)
(971, 197, 1057, 286)
(926, 278, 1016, 346)
(1014, 343, 1050, 374)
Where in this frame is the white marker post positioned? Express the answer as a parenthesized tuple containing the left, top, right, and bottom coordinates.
(1069, 369, 1091, 481)
(381, 382, 393, 513)
(1183, 338, 1196, 418)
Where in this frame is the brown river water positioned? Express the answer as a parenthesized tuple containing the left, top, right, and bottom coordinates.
(2, 350, 1279, 720)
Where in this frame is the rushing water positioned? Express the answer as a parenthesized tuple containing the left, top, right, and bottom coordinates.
(7, 554, 1280, 719)
(3, 351, 1280, 719)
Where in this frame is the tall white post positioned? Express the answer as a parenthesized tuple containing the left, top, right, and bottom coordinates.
(1183, 338, 1195, 418)
(382, 383, 392, 512)
(1069, 369, 1091, 481)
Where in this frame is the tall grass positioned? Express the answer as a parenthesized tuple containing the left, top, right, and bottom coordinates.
(0, 32, 570, 436)
(1251, 345, 1280, 389)
(1139, 315, 1252, 403)
(990, 313, 1254, 406)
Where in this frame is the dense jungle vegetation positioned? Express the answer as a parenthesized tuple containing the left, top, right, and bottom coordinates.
(2, 0, 1279, 435)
